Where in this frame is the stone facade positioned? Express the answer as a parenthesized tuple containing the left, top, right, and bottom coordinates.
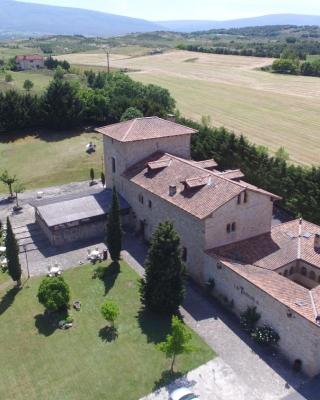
(204, 190, 273, 250)
(203, 254, 320, 376)
(100, 118, 320, 377)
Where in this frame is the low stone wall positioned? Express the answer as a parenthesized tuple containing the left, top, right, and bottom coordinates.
(203, 254, 320, 377)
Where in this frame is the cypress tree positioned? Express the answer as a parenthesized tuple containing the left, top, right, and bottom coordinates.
(106, 186, 122, 262)
(140, 220, 186, 314)
(5, 217, 22, 287)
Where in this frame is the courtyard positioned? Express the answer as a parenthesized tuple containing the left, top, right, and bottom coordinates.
(0, 262, 213, 400)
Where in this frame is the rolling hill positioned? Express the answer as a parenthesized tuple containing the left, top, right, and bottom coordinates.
(158, 14, 320, 32)
(0, 0, 162, 37)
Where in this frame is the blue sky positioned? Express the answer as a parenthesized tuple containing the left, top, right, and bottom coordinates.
(19, 0, 320, 21)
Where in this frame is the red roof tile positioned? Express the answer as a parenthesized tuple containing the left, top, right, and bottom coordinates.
(96, 117, 197, 142)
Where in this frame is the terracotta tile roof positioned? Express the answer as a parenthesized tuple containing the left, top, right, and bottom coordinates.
(16, 54, 43, 61)
(95, 117, 197, 142)
(214, 169, 245, 181)
(207, 219, 320, 325)
(220, 259, 315, 323)
(192, 159, 218, 170)
(184, 175, 211, 189)
(147, 158, 171, 171)
(123, 151, 279, 220)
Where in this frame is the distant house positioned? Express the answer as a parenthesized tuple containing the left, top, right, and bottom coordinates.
(15, 54, 44, 71)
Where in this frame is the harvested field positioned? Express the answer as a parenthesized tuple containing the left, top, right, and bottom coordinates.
(60, 50, 320, 165)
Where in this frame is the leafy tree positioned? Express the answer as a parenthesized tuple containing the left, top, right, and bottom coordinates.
(106, 186, 122, 262)
(140, 220, 186, 314)
(157, 316, 194, 373)
(13, 181, 25, 209)
(42, 79, 85, 129)
(23, 79, 34, 92)
(54, 66, 64, 80)
(120, 107, 143, 122)
(37, 277, 70, 312)
(0, 170, 17, 197)
(5, 217, 22, 287)
(272, 59, 299, 74)
(101, 300, 119, 327)
(5, 73, 12, 82)
(90, 168, 95, 183)
(275, 146, 289, 161)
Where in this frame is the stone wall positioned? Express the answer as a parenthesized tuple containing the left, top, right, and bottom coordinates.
(122, 179, 206, 281)
(204, 190, 273, 250)
(103, 134, 192, 188)
(203, 254, 320, 377)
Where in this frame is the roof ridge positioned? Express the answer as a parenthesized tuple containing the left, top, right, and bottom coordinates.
(122, 118, 137, 141)
(309, 291, 319, 322)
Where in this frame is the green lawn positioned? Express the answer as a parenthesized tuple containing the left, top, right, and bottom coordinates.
(0, 130, 103, 194)
(0, 69, 82, 94)
(0, 262, 214, 400)
(0, 270, 9, 286)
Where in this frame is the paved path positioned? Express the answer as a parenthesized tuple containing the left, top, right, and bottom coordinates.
(1, 182, 318, 399)
(122, 235, 312, 400)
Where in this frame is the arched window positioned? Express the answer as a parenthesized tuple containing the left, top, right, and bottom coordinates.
(301, 267, 307, 276)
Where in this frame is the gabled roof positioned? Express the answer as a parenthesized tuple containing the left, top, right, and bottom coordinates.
(207, 219, 320, 325)
(16, 54, 43, 61)
(208, 219, 320, 271)
(95, 117, 197, 142)
(123, 151, 279, 220)
(35, 190, 130, 227)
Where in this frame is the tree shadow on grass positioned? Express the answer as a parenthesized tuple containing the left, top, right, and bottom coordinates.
(0, 286, 20, 316)
(34, 309, 68, 337)
(95, 261, 120, 295)
(136, 308, 172, 344)
(153, 370, 184, 391)
(98, 326, 118, 343)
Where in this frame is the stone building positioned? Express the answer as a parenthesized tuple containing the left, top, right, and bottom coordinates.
(34, 190, 129, 246)
(15, 54, 44, 70)
(97, 116, 320, 377)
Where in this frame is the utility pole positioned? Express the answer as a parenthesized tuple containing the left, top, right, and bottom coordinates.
(103, 48, 110, 74)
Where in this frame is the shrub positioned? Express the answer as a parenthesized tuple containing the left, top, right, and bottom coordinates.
(240, 306, 261, 332)
(37, 277, 70, 312)
(101, 300, 119, 327)
(251, 325, 280, 345)
(65, 314, 74, 324)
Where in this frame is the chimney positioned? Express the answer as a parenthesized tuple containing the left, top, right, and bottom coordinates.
(169, 185, 177, 197)
(315, 233, 320, 250)
(166, 114, 176, 123)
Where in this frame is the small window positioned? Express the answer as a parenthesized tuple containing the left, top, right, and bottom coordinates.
(289, 267, 294, 275)
(148, 200, 152, 209)
(138, 194, 144, 204)
(112, 157, 116, 173)
(237, 194, 241, 204)
(227, 224, 231, 233)
(244, 191, 248, 203)
(301, 267, 307, 276)
(231, 222, 236, 232)
(182, 247, 187, 262)
(309, 271, 316, 281)
(284, 270, 288, 277)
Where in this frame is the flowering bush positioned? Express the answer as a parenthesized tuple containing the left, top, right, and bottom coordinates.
(240, 306, 261, 333)
(251, 325, 280, 345)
